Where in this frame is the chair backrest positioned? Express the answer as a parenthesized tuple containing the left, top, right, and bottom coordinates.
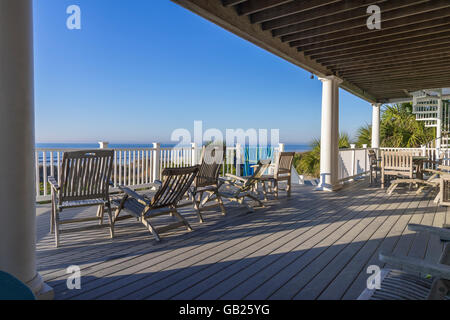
(368, 149, 378, 166)
(151, 166, 199, 209)
(59, 150, 114, 202)
(381, 151, 414, 176)
(195, 145, 225, 188)
(275, 152, 295, 177)
(241, 159, 272, 192)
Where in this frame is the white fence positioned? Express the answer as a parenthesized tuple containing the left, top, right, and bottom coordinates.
(338, 147, 370, 183)
(35, 143, 283, 202)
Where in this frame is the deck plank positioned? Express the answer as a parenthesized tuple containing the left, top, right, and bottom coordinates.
(35, 179, 447, 300)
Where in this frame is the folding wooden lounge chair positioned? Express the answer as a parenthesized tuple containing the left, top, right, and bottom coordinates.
(382, 151, 436, 195)
(219, 159, 271, 212)
(258, 152, 295, 199)
(359, 224, 450, 300)
(112, 166, 199, 242)
(188, 145, 226, 223)
(49, 150, 115, 247)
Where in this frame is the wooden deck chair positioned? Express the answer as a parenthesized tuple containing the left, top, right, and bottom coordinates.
(49, 150, 115, 247)
(368, 149, 380, 185)
(415, 154, 445, 196)
(359, 224, 450, 300)
(258, 152, 295, 199)
(382, 151, 432, 194)
(188, 145, 226, 223)
(112, 166, 199, 242)
(219, 159, 271, 212)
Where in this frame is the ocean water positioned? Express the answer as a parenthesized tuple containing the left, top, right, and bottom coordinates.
(36, 143, 311, 152)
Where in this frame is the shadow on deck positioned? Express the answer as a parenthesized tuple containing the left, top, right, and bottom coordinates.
(35, 179, 450, 300)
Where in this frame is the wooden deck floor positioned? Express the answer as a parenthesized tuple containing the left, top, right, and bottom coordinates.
(35, 179, 450, 300)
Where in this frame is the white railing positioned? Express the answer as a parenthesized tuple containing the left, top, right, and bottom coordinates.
(34, 143, 283, 202)
(338, 146, 370, 183)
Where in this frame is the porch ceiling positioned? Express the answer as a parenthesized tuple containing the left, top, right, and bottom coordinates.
(172, 0, 450, 103)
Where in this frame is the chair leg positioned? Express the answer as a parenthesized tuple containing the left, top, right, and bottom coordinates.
(171, 207, 192, 232)
(140, 217, 160, 242)
(193, 193, 204, 223)
(54, 208, 60, 248)
(50, 197, 55, 234)
(287, 178, 291, 197)
(262, 182, 268, 201)
(274, 180, 279, 198)
(106, 202, 114, 239)
(98, 205, 105, 225)
(216, 191, 226, 216)
(247, 194, 264, 208)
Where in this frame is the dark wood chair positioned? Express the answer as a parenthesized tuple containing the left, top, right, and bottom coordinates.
(219, 160, 271, 212)
(359, 224, 450, 300)
(189, 145, 226, 223)
(49, 150, 115, 247)
(368, 149, 380, 185)
(259, 152, 295, 199)
(113, 166, 199, 242)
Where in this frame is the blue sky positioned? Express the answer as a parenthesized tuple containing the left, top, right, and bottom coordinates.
(33, 0, 372, 145)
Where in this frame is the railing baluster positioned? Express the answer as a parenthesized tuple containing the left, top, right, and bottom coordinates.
(35, 151, 40, 197)
(43, 152, 48, 196)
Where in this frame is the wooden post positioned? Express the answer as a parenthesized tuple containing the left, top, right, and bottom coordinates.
(153, 143, 161, 181)
(350, 144, 356, 181)
(191, 142, 197, 166)
(98, 141, 109, 149)
(236, 143, 242, 176)
(362, 144, 368, 174)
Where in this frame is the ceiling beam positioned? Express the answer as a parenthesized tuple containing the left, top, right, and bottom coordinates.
(261, 0, 381, 31)
(305, 29, 450, 57)
(272, 0, 429, 37)
(310, 36, 450, 60)
(317, 42, 450, 66)
(250, 0, 340, 24)
(237, 0, 293, 16)
(284, 1, 450, 42)
(292, 17, 450, 51)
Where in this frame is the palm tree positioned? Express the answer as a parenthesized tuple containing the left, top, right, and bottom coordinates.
(356, 124, 372, 147)
(355, 103, 434, 148)
(295, 133, 352, 178)
(380, 103, 434, 148)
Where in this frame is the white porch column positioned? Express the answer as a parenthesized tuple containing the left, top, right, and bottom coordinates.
(317, 76, 342, 192)
(371, 103, 381, 149)
(0, 0, 53, 299)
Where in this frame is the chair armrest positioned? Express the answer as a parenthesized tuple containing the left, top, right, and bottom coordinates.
(225, 173, 248, 183)
(48, 176, 59, 191)
(117, 185, 150, 206)
(423, 169, 444, 175)
(408, 224, 450, 241)
(379, 252, 450, 280)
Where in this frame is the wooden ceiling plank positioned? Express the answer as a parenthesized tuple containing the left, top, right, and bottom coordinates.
(309, 35, 450, 60)
(272, 0, 422, 37)
(261, 0, 381, 31)
(284, 1, 450, 42)
(317, 42, 450, 65)
(222, 0, 247, 7)
(237, 0, 293, 16)
(331, 53, 450, 72)
(304, 28, 450, 57)
(294, 17, 450, 51)
(251, 0, 340, 24)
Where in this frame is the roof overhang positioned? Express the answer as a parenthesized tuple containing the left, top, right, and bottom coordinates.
(172, 0, 450, 104)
